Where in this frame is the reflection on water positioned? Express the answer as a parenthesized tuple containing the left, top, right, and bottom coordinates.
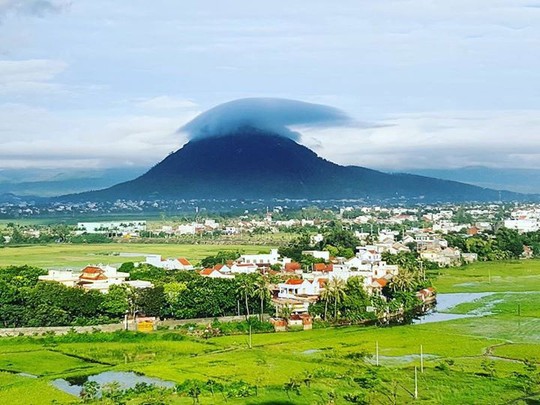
(52, 371, 175, 397)
(413, 292, 494, 325)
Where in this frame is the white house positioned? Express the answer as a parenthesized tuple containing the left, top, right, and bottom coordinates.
(145, 255, 193, 270)
(302, 250, 330, 261)
(278, 279, 321, 298)
(39, 264, 152, 293)
(75, 221, 146, 237)
(230, 263, 259, 274)
(38, 270, 80, 287)
(237, 249, 282, 266)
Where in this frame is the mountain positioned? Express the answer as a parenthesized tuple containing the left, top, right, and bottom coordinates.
(63, 127, 525, 202)
(0, 167, 148, 197)
(405, 167, 540, 195)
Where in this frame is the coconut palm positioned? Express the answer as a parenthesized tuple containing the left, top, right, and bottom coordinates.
(389, 269, 416, 292)
(320, 285, 332, 320)
(236, 274, 255, 319)
(253, 274, 271, 321)
(327, 277, 347, 320)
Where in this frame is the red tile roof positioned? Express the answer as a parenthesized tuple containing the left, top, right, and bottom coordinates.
(284, 262, 301, 272)
(374, 278, 388, 287)
(314, 263, 333, 272)
(178, 258, 191, 266)
(285, 279, 304, 285)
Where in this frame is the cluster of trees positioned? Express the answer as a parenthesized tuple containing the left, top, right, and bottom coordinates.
(1, 223, 112, 245)
(309, 272, 429, 324)
(0, 264, 276, 328)
(445, 227, 540, 261)
(279, 223, 360, 262)
(0, 266, 122, 327)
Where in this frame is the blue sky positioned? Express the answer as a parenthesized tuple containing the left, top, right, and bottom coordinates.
(1, 0, 539, 170)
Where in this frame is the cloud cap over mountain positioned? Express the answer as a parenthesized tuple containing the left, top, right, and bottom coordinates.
(179, 97, 353, 141)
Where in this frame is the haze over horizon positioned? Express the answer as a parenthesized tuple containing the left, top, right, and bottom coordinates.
(1, 1, 540, 172)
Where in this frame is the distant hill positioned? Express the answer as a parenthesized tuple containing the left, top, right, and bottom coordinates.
(405, 167, 540, 194)
(0, 167, 147, 197)
(61, 127, 527, 203)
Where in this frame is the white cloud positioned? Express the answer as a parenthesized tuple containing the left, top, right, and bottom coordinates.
(304, 110, 540, 170)
(0, 102, 196, 169)
(0, 59, 67, 94)
(136, 96, 199, 111)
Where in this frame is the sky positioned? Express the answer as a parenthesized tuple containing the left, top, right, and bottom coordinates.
(1, 0, 540, 171)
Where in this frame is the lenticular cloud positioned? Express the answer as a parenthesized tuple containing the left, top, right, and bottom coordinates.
(180, 97, 352, 141)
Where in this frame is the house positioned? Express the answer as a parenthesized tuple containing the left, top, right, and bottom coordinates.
(78, 265, 130, 293)
(302, 250, 330, 261)
(38, 270, 80, 287)
(199, 268, 234, 279)
(416, 287, 436, 303)
(420, 247, 461, 267)
(75, 221, 146, 237)
(272, 296, 314, 315)
(278, 278, 321, 298)
(237, 249, 282, 266)
(313, 263, 333, 272)
(145, 255, 193, 270)
(284, 262, 302, 272)
(230, 263, 259, 274)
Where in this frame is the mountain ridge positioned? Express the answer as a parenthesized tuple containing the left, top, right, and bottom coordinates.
(59, 127, 527, 203)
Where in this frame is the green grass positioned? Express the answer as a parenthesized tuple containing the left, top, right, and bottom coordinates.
(431, 259, 540, 293)
(0, 243, 275, 268)
(0, 372, 75, 404)
(0, 322, 536, 404)
(0, 349, 99, 377)
(0, 253, 539, 403)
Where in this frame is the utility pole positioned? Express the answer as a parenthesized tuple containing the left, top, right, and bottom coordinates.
(414, 366, 418, 399)
(420, 345, 424, 373)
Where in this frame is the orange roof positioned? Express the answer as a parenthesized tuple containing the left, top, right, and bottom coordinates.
(317, 278, 328, 288)
(200, 268, 215, 276)
(285, 279, 304, 285)
(374, 278, 388, 287)
(82, 266, 103, 274)
(178, 258, 191, 266)
(314, 263, 333, 272)
(284, 262, 301, 272)
(80, 266, 107, 281)
(214, 264, 224, 270)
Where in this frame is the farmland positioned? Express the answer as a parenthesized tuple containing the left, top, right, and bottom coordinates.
(0, 254, 539, 403)
(0, 243, 275, 268)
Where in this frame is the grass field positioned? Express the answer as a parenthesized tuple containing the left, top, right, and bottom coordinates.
(430, 259, 540, 293)
(0, 249, 539, 403)
(0, 310, 537, 404)
(0, 243, 275, 268)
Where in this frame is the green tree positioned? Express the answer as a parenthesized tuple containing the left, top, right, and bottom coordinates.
(327, 278, 347, 320)
(235, 274, 255, 319)
(253, 274, 271, 321)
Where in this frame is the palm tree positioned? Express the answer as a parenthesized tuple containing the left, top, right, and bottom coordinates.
(390, 269, 416, 292)
(236, 274, 255, 319)
(320, 286, 332, 320)
(327, 277, 347, 320)
(253, 274, 271, 321)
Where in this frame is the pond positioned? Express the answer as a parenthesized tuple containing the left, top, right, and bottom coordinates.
(413, 292, 494, 324)
(52, 371, 175, 397)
